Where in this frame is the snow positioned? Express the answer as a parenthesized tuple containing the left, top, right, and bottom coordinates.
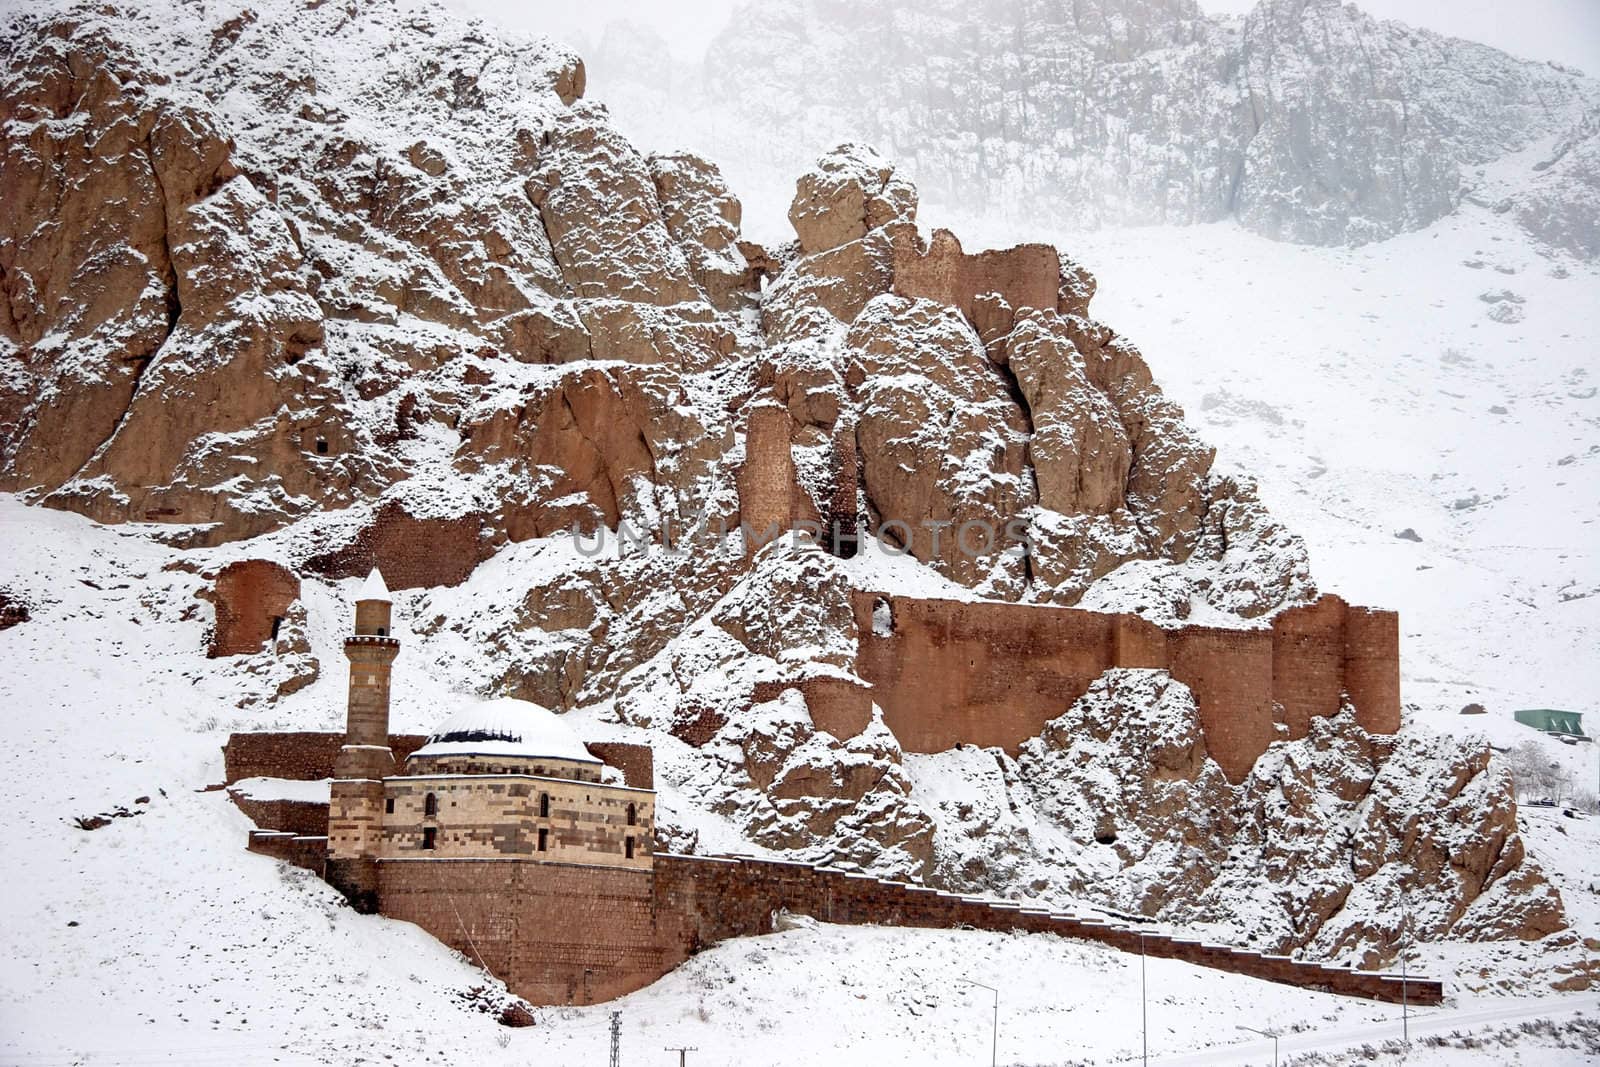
(229, 777, 331, 804)
(357, 568, 391, 603)
(410, 696, 601, 764)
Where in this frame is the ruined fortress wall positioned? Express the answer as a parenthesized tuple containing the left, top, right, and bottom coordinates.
(851, 594, 1117, 753)
(891, 229, 1060, 318)
(221, 732, 654, 785)
(1344, 607, 1402, 734)
(1166, 626, 1276, 781)
(305, 500, 486, 589)
(851, 591, 1400, 782)
(735, 401, 796, 553)
(208, 559, 299, 657)
(582, 742, 655, 790)
(376, 860, 665, 1004)
(221, 732, 429, 784)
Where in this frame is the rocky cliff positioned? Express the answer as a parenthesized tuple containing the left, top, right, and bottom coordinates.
(0, 0, 1573, 974)
(599, 0, 1600, 255)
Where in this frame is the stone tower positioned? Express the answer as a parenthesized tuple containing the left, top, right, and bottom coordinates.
(325, 568, 399, 912)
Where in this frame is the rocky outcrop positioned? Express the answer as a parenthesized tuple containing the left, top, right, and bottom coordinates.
(905, 668, 1568, 965)
(0, 0, 753, 548)
(614, 543, 936, 877)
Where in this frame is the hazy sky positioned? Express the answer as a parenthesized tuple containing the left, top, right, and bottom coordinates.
(449, 0, 1599, 74)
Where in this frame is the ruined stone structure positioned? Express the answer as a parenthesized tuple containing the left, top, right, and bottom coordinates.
(853, 590, 1399, 783)
(234, 578, 1433, 1008)
(206, 560, 299, 657)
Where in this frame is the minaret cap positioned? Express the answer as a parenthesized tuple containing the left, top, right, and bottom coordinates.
(357, 566, 391, 603)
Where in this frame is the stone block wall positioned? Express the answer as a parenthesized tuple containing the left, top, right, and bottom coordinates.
(376, 859, 666, 1004)
(851, 591, 1401, 782)
(228, 795, 328, 836)
(247, 830, 327, 872)
(735, 400, 796, 553)
(208, 559, 299, 657)
(381, 774, 653, 867)
(222, 732, 647, 785)
(652, 855, 1441, 1006)
(221, 732, 430, 784)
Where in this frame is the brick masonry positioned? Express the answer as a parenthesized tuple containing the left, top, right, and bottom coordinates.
(892, 228, 1061, 321)
(207, 559, 299, 657)
(851, 590, 1401, 782)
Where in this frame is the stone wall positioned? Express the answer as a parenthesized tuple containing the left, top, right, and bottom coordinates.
(229, 795, 327, 836)
(584, 742, 655, 789)
(652, 855, 1441, 1006)
(381, 774, 653, 866)
(247, 830, 327, 872)
(359, 851, 1439, 1008)
(892, 228, 1060, 322)
(221, 732, 429, 784)
(376, 859, 667, 1004)
(735, 400, 795, 553)
(305, 499, 488, 589)
(851, 591, 1401, 782)
(208, 559, 299, 657)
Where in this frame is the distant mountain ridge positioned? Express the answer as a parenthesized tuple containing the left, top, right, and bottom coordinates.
(596, 0, 1600, 254)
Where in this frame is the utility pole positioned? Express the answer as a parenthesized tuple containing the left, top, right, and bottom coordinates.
(664, 1047, 698, 1066)
(609, 1011, 622, 1067)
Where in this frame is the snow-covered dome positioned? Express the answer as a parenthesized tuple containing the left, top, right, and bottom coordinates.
(409, 697, 598, 764)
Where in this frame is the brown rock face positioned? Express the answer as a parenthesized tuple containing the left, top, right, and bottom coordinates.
(847, 296, 1034, 586)
(207, 560, 300, 657)
(788, 143, 916, 256)
(456, 363, 733, 541)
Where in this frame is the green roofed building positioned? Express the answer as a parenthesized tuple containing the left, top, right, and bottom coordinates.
(1514, 708, 1588, 739)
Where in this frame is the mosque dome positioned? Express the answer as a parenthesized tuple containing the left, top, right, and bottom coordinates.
(409, 696, 598, 764)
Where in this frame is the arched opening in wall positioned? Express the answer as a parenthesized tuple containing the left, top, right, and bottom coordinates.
(423, 792, 438, 817)
(422, 826, 436, 850)
(376, 626, 387, 636)
(1093, 814, 1117, 846)
(384, 797, 394, 814)
(539, 793, 550, 818)
(315, 438, 329, 455)
(872, 596, 894, 637)
(537, 828, 548, 852)
(625, 836, 635, 859)
(269, 616, 283, 640)
(626, 802, 637, 826)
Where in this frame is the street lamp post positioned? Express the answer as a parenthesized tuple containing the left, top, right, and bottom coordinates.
(1236, 1025, 1280, 1067)
(1139, 931, 1148, 1067)
(957, 979, 998, 1067)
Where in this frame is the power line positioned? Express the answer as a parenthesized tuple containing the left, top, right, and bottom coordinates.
(664, 1047, 698, 1067)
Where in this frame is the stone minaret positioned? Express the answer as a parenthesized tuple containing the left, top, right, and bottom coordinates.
(325, 568, 399, 912)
